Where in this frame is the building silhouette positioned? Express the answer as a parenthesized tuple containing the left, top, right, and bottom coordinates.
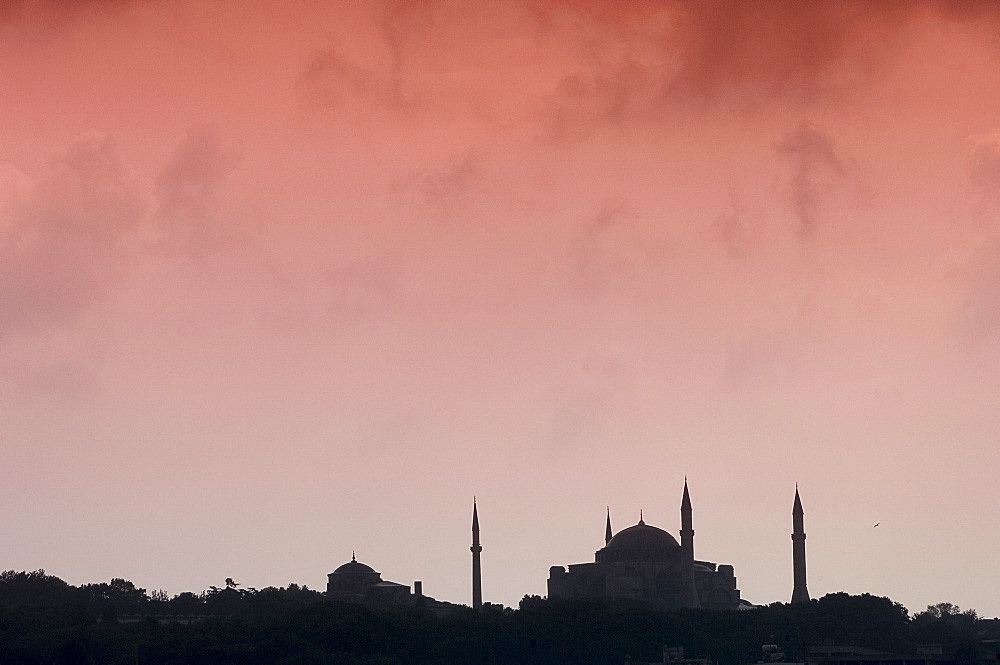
(325, 552, 460, 614)
(547, 481, 742, 610)
(327, 485, 811, 611)
(326, 552, 411, 603)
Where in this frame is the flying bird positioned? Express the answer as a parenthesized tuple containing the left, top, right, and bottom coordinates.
(873, 523, 880, 528)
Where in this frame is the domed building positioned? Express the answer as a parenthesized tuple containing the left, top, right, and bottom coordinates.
(547, 481, 742, 610)
(327, 553, 411, 603)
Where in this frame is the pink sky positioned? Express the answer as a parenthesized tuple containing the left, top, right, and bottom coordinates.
(1, 0, 998, 614)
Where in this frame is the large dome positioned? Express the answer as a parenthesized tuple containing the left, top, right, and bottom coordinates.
(596, 521, 681, 564)
(327, 555, 383, 598)
(332, 558, 377, 576)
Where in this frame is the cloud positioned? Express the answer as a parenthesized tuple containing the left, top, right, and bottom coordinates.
(530, 0, 1000, 138)
(663, 1, 1000, 105)
(377, 1, 428, 106)
(0, 164, 32, 203)
(967, 132, 1000, 206)
(0, 133, 145, 336)
(581, 197, 628, 241)
(283, 1, 1000, 141)
(321, 257, 398, 325)
(15, 361, 94, 398)
(0, 0, 145, 29)
(776, 121, 847, 239)
(711, 190, 750, 258)
(0, 125, 247, 339)
(542, 61, 659, 142)
(0, 1, 25, 25)
(960, 240, 1000, 352)
(418, 152, 480, 204)
(665, 1, 898, 104)
(958, 130, 1000, 348)
(571, 199, 637, 297)
(299, 45, 394, 112)
(541, 352, 626, 457)
(297, 20, 422, 117)
(724, 332, 795, 387)
(534, 0, 879, 139)
(154, 124, 240, 248)
(392, 150, 481, 210)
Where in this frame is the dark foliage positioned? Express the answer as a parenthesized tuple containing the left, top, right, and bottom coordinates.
(0, 570, 996, 665)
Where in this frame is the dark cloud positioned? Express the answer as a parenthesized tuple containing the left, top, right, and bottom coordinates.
(378, 1, 429, 106)
(537, 0, 882, 139)
(410, 151, 480, 206)
(0, 125, 248, 338)
(0, 0, 25, 25)
(0, 133, 144, 336)
(711, 191, 749, 258)
(298, 4, 429, 118)
(287, 1, 1000, 139)
(154, 124, 240, 247)
(0, 0, 145, 29)
(776, 121, 846, 239)
(298, 45, 395, 112)
(387, 150, 484, 225)
(301, 2, 440, 116)
(665, 2, 897, 104)
(571, 199, 634, 296)
(665, 0, 1000, 104)
(534, 0, 1000, 137)
(543, 62, 656, 142)
(581, 198, 629, 240)
(152, 125, 297, 297)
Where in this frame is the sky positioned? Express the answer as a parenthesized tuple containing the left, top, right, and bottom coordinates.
(1, 0, 998, 616)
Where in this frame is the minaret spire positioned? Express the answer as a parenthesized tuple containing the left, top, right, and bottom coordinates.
(471, 498, 483, 609)
(791, 485, 810, 604)
(605, 506, 613, 545)
(679, 477, 700, 608)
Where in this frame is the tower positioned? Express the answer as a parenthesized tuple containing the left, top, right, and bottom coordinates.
(791, 485, 810, 604)
(471, 498, 483, 609)
(605, 506, 613, 545)
(679, 478, 700, 608)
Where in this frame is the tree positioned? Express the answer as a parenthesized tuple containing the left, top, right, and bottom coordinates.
(917, 603, 978, 621)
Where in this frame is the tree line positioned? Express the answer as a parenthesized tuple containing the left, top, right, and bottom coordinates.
(1, 569, 997, 665)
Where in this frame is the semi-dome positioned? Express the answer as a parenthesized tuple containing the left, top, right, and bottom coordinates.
(596, 520, 681, 564)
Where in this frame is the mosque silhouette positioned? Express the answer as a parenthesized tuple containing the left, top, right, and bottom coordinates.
(327, 483, 810, 610)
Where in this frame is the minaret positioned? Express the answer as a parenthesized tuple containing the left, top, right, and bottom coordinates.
(679, 478, 700, 608)
(471, 498, 483, 609)
(791, 485, 810, 604)
(605, 506, 613, 545)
